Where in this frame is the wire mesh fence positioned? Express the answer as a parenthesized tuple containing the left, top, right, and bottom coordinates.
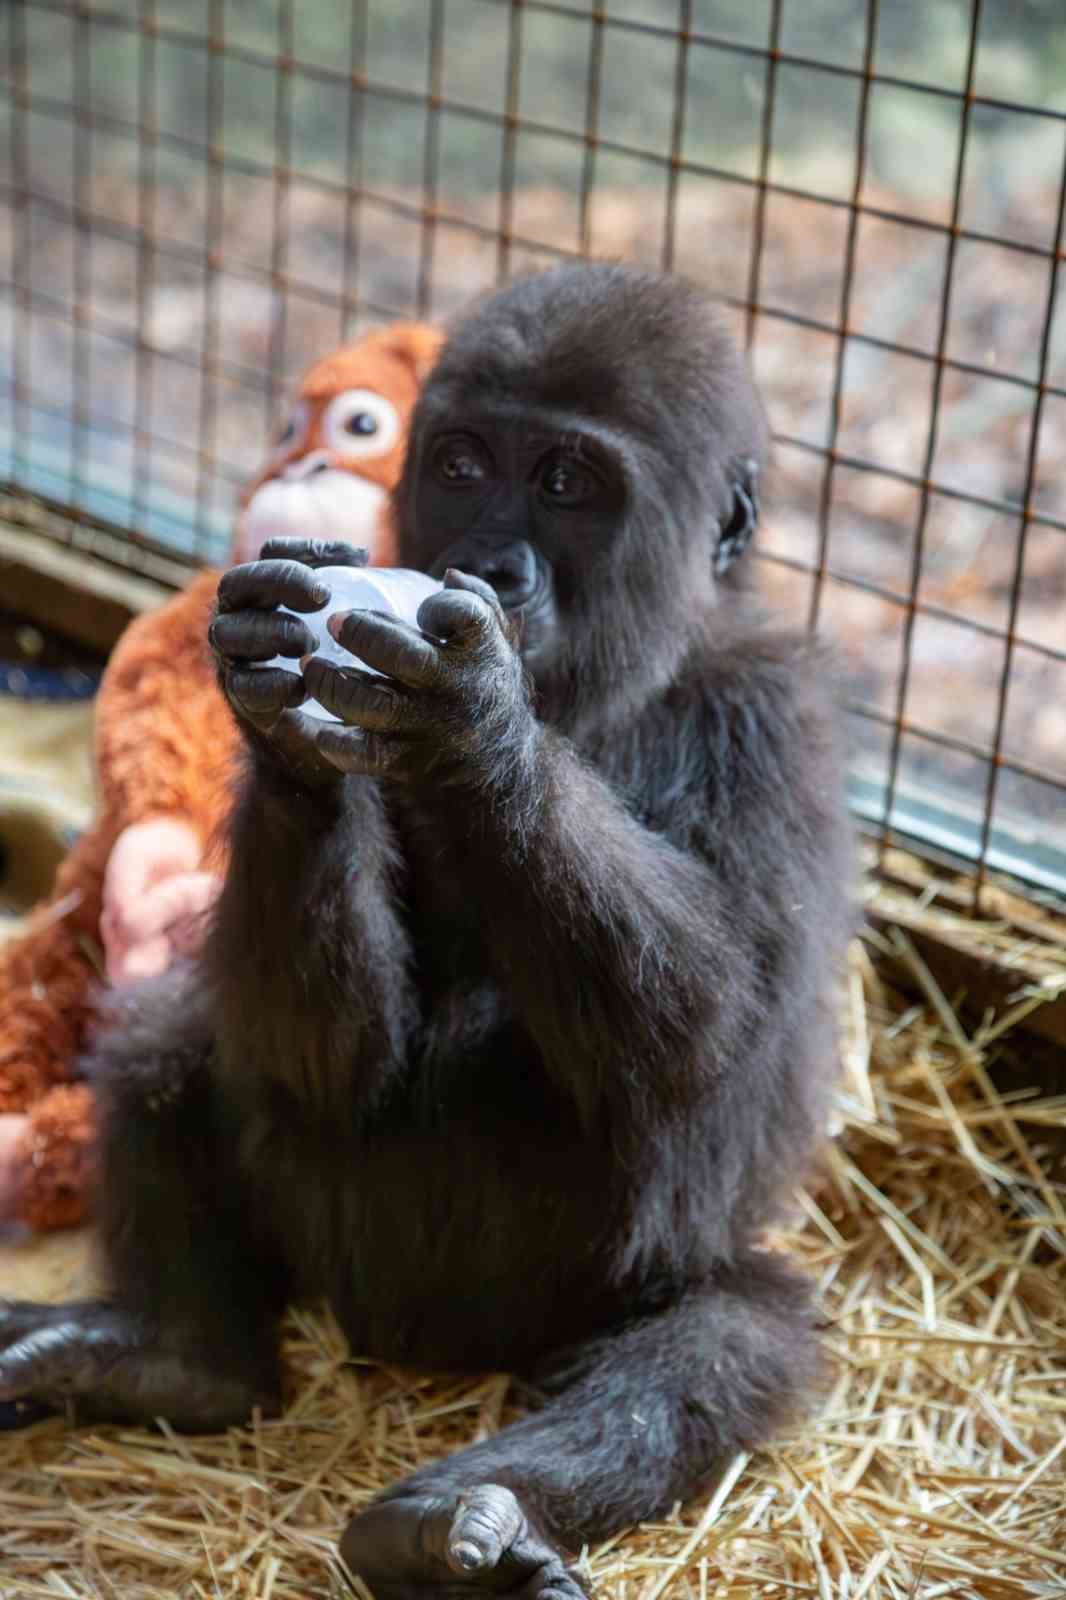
(1, 0, 1064, 901)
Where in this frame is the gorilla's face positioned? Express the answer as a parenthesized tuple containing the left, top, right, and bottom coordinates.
(403, 407, 628, 666)
(395, 264, 768, 710)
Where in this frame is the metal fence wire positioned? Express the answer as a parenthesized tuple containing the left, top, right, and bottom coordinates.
(1, 0, 1065, 902)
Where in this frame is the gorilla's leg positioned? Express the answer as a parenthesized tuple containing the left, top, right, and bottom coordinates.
(0, 978, 286, 1431)
(340, 1250, 819, 1599)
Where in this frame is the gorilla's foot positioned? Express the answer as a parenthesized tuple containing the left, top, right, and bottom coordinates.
(0, 1299, 275, 1430)
(341, 1483, 588, 1599)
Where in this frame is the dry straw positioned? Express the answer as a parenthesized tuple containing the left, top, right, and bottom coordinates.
(1, 916, 1064, 1598)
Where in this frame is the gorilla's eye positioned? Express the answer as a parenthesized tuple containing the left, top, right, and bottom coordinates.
(432, 437, 490, 487)
(442, 452, 483, 483)
(324, 389, 401, 460)
(539, 457, 595, 509)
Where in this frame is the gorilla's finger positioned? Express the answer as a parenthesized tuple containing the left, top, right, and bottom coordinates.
(442, 567, 508, 626)
(327, 610, 442, 687)
(0, 1318, 113, 1399)
(417, 587, 502, 649)
(252, 706, 342, 786)
(445, 1485, 526, 1575)
(0, 1302, 77, 1348)
(209, 610, 315, 661)
(217, 559, 330, 614)
(224, 667, 307, 720)
(257, 538, 370, 570)
(302, 660, 423, 734)
(314, 724, 407, 780)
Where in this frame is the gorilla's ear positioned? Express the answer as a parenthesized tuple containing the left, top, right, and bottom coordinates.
(714, 458, 760, 577)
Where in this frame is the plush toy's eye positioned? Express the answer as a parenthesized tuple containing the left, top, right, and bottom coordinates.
(323, 390, 401, 460)
(346, 412, 379, 437)
(274, 399, 310, 456)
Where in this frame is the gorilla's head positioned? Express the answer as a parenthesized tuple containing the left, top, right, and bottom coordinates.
(395, 264, 769, 717)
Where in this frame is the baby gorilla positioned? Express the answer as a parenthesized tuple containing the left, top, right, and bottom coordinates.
(0, 264, 852, 1598)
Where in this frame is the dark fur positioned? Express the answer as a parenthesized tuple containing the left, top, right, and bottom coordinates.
(0, 265, 853, 1595)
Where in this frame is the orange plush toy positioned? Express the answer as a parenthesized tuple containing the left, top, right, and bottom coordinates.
(0, 322, 443, 1232)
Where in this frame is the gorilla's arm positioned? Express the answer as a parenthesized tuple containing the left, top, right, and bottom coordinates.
(208, 546, 419, 1116)
(451, 733, 742, 1128)
(209, 767, 416, 1118)
(303, 578, 823, 1132)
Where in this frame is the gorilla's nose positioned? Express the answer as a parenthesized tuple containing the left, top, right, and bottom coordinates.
(442, 539, 539, 609)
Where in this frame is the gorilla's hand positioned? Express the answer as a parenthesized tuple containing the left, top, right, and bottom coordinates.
(209, 539, 369, 786)
(302, 569, 537, 787)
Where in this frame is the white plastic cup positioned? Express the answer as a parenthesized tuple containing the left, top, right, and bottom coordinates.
(268, 566, 442, 722)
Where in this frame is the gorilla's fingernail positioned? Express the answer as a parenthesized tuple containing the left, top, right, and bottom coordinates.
(326, 610, 352, 640)
(311, 584, 330, 606)
(451, 1539, 488, 1572)
(299, 653, 314, 672)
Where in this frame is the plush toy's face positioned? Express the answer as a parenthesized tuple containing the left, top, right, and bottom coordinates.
(233, 323, 443, 567)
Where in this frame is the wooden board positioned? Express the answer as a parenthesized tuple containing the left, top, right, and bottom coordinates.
(0, 502, 183, 654)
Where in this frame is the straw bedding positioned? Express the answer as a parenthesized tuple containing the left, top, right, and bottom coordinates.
(0, 901, 1063, 1598)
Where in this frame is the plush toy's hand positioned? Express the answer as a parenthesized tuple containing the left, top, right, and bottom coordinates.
(209, 539, 370, 786)
(101, 819, 219, 985)
(104, 872, 221, 985)
(0, 1115, 28, 1223)
(301, 569, 537, 788)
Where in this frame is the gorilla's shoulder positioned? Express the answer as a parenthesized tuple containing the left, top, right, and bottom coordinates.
(674, 617, 839, 712)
